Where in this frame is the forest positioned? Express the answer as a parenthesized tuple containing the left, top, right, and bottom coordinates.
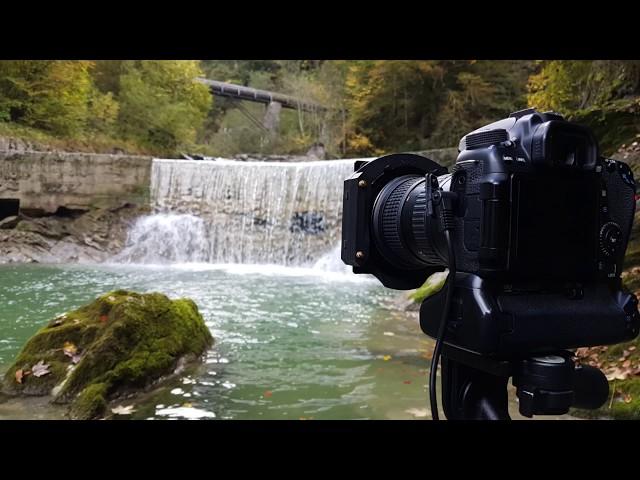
(0, 60, 638, 158)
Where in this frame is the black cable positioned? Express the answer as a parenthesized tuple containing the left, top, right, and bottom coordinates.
(429, 229, 456, 420)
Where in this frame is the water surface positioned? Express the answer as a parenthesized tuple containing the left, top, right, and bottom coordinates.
(0, 263, 572, 420)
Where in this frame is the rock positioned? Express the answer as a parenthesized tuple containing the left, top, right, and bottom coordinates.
(0, 204, 146, 264)
(0, 216, 19, 229)
(1, 290, 214, 419)
(306, 143, 326, 160)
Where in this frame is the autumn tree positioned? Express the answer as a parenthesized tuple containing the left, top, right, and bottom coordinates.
(0, 61, 94, 135)
(528, 60, 640, 153)
(117, 60, 212, 151)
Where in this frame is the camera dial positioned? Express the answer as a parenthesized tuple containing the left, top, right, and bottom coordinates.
(599, 222, 623, 258)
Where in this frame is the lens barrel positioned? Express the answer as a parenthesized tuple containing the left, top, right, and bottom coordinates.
(372, 174, 448, 269)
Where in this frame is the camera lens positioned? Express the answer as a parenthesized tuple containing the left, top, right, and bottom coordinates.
(371, 174, 448, 269)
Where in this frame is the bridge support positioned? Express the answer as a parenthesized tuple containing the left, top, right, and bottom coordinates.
(263, 101, 282, 137)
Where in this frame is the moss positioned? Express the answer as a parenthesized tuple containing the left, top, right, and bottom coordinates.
(408, 270, 448, 303)
(70, 383, 108, 420)
(572, 337, 640, 419)
(1, 290, 213, 419)
(571, 100, 640, 156)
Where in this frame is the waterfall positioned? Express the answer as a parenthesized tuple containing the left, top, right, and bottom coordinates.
(115, 158, 365, 268)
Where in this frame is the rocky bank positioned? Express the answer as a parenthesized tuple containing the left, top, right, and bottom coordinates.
(0, 204, 148, 264)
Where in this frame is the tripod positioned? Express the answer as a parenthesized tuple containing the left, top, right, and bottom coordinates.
(438, 343, 610, 420)
(418, 269, 629, 420)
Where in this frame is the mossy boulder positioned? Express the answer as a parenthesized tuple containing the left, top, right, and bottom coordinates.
(1, 290, 213, 419)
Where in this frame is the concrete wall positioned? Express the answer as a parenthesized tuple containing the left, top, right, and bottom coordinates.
(0, 151, 152, 215)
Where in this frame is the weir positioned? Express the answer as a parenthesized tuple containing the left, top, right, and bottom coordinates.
(115, 158, 364, 268)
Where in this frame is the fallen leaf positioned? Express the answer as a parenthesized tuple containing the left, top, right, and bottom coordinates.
(383, 355, 392, 361)
(403, 380, 412, 384)
(111, 405, 136, 415)
(405, 408, 429, 418)
(383, 332, 395, 337)
(623, 394, 633, 404)
(63, 341, 78, 357)
(263, 391, 273, 398)
(71, 354, 82, 364)
(630, 346, 637, 352)
(99, 315, 108, 323)
(15, 369, 23, 384)
(606, 368, 629, 381)
(623, 360, 632, 369)
(182, 402, 193, 408)
(31, 360, 51, 378)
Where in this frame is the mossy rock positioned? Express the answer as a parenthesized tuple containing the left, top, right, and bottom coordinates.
(1, 290, 213, 419)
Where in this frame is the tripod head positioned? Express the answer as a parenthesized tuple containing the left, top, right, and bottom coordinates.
(438, 340, 609, 419)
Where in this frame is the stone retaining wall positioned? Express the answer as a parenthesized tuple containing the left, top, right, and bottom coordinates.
(0, 151, 152, 215)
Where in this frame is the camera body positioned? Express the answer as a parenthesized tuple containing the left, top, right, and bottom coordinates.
(342, 109, 640, 357)
(446, 109, 634, 283)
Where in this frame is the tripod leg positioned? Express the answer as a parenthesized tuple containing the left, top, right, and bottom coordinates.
(441, 355, 511, 420)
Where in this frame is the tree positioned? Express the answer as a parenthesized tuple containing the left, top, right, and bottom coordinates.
(0, 60, 94, 135)
(528, 61, 640, 153)
(341, 60, 532, 155)
(117, 60, 212, 151)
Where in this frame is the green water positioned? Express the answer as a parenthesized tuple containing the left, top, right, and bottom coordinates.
(0, 263, 568, 420)
(0, 263, 439, 419)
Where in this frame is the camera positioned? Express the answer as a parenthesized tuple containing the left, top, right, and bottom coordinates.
(342, 108, 640, 419)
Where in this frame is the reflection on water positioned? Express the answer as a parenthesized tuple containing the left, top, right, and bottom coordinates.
(0, 264, 572, 420)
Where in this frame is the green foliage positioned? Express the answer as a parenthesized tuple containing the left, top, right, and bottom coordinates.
(527, 60, 640, 154)
(117, 60, 212, 151)
(0, 60, 94, 135)
(408, 270, 449, 303)
(0, 60, 212, 155)
(1, 60, 638, 158)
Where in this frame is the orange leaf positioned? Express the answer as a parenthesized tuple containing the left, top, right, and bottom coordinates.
(99, 315, 108, 323)
(15, 369, 23, 384)
(403, 380, 412, 384)
(263, 391, 273, 398)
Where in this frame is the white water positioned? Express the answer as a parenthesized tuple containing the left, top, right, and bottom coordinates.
(114, 158, 367, 271)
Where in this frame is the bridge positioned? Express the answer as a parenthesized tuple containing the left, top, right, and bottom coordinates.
(196, 78, 326, 135)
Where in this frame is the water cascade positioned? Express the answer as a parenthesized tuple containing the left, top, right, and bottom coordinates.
(115, 158, 364, 268)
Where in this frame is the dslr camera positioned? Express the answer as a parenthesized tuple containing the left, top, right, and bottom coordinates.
(342, 108, 640, 419)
